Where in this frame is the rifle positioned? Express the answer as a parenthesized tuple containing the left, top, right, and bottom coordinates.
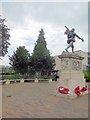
(65, 26, 69, 30)
(64, 26, 70, 35)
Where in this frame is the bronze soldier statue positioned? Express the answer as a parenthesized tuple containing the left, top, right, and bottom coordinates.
(64, 26, 84, 52)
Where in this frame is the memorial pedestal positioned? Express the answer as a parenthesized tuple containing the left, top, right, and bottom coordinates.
(55, 52, 86, 99)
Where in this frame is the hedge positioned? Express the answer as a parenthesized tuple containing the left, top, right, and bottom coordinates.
(2, 74, 22, 80)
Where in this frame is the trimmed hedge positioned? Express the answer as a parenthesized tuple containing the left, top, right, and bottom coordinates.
(2, 74, 22, 80)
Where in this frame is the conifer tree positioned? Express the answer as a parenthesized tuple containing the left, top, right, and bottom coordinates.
(30, 28, 55, 77)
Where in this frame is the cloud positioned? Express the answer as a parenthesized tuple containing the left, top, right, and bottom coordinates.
(0, 3, 2, 15)
(8, 28, 37, 55)
(2, 2, 88, 30)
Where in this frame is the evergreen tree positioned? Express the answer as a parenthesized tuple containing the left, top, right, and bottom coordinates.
(0, 16, 10, 57)
(9, 46, 30, 74)
(30, 28, 55, 77)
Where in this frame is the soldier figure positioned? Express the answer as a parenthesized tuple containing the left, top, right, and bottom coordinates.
(64, 26, 84, 52)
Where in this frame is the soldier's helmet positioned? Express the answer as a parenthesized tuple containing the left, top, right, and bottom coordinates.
(71, 28, 75, 32)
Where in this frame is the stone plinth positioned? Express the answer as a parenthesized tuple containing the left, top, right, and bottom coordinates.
(56, 52, 86, 99)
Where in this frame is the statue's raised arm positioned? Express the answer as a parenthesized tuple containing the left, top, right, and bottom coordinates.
(64, 26, 70, 34)
(75, 33, 84, 42)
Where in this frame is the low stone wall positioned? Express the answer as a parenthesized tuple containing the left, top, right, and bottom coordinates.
(1, 78, 52, 85)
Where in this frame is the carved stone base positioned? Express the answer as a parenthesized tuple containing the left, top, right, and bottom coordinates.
(56, 52, 87, 99)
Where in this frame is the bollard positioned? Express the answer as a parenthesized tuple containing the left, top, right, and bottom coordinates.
(20, 79, 24, 83)
(5, 80, 10, 85)
(49, 79, 52, 83)
(35, 78, 38, 83)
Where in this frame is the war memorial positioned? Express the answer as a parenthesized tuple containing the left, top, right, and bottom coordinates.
(55, 26, 88, 99)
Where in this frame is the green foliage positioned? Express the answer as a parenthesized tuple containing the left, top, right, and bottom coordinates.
(84, 71, 90, 82)
(30, 28, 55, 74)
(0, 16, 10, 56)
(9, 67, 13, 75)
(2, 74, 22, 80)
(9, 46, 30, 74)
(84, 71, 90, 79)
(0, 66, 2, 74)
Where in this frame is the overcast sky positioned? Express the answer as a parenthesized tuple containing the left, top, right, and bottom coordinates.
(0, 2, 88, 66)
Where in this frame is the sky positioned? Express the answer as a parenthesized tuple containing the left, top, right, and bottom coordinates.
(0, 2, 88, 66)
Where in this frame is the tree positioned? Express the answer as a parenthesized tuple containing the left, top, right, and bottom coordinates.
(30, 28, 55, 77)
(9, 46, 30, 75)
(0, 16, 10, 57)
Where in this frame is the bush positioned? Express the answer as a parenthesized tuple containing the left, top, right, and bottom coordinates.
(84, 71, 90, 82)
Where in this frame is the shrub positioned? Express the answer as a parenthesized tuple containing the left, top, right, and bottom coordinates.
(84, 71, 90, 82)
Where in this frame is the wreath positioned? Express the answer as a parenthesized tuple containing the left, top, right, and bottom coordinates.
(56, 85, 88, 96)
